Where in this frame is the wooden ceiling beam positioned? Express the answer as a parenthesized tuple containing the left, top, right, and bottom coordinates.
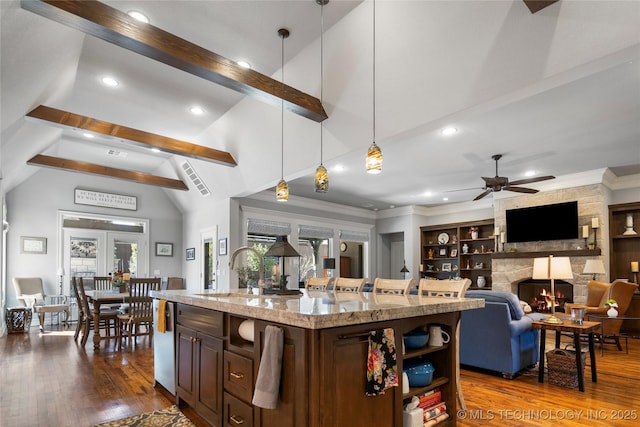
(21, 0, 328, 122)
(27, 154, 189, 191)
(523, 0, 560, 14)
(26, 105, 237, 167)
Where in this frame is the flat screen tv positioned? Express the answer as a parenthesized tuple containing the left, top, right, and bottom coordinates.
(506, 201, 579, 243)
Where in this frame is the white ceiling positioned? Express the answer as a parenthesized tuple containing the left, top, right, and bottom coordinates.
(2, 0, 639, 212)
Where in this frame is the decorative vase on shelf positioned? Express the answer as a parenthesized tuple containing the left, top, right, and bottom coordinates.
(477, 276, 486, 288)
(462, 243, 469, 254)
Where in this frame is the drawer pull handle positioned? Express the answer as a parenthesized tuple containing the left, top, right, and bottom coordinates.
(230, 371, 245, 380)
(230, 415, 245, 425)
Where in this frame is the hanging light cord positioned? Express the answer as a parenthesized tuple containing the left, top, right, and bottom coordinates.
(372, 0, 376, 145)
(281, 32, 285, 179)
(320, 1, 324, 165)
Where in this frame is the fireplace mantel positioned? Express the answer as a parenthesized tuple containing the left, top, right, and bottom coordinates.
(492, 249, 601, 259)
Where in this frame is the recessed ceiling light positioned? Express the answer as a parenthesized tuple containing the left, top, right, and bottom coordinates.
(82, 132, 95, 139)
(524, 170, 536, 177)
(423, 191, 433, 197)
(127, 10, 149, 23)
(236, 60, 251, 69)
(101, 76, 119, 87)
(190, 106, 204, 115)
(442, 197, 449, 201)
(441, 127, 458, 136)
(151, 148, 161, 153)
(389, 205, 395, 209)
(332, 165, 345, 172)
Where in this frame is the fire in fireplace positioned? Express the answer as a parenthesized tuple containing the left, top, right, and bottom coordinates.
(517, 278, 573, 313)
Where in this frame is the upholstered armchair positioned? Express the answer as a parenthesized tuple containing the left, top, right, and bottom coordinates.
(588, 280, 639, 350)
(565, 280, 612, 315)
(13, 277, 69, 331)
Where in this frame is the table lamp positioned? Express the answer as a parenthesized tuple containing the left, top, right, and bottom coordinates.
(400, 260, 410, 280)
(57, 267, 65, 295)
(532, 255, 573, 324)
(632, 261, 639, 284)
(583, 259, 606, 280)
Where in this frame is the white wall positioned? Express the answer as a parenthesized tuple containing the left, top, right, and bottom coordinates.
(4, 169, 183, 307)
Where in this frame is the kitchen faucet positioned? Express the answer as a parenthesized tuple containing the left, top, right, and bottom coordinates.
(230, 246, 265, 292)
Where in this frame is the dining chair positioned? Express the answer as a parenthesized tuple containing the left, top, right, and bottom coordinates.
(117, 277, 161, 349)
(166, 277, 184, 290)
(75, 277, 119, 347)
(418, 277, 471, 411)
(372, 278, 413, 295)
(92, 276, 112, 291)
(13, 277, 69, 331)
(333, 277, 366, 293)
(305, 277, 333, 291)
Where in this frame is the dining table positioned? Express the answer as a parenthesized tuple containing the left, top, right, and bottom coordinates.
(85, 290, 127, 352)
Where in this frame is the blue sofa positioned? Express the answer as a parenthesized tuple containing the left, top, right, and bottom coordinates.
(460, 290, 546, 379)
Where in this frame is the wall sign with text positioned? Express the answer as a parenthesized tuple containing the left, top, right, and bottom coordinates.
(74, 189, 137, 211)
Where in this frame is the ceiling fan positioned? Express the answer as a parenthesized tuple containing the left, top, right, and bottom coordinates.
(473, 154, 555, 201)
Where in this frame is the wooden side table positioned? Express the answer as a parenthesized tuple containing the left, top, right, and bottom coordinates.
(532, 318, 601, 392)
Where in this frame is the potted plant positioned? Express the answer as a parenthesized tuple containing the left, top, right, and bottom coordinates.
(606, 298, 619, 317)
(588, 240, 595, 250)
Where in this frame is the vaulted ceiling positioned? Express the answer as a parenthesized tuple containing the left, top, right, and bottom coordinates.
(2, 0, 639, 212)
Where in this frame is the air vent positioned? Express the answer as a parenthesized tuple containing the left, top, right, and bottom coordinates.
(181, 161, 211, 197)
(106, 149, 128, 158)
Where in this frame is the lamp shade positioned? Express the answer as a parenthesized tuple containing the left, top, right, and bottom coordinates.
(322, 258, 336, 269)
(264, 236, 301, 257)
(532, 256, 573, 280)
(583, 259, 606, 275)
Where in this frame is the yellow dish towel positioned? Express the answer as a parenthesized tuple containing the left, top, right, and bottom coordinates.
(157, 299, 167, 333)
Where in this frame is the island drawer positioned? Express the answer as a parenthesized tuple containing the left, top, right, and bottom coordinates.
(224, 392, 254, 427)
(224, 350, 254, 402)
(176, 304, 224, 337)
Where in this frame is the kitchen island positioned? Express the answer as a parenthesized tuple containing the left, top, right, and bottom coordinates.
(151, 288, 483, 427)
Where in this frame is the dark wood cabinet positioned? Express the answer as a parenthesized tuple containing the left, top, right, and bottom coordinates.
(421, 219, 495, 289)
(176, 305, 224, 427)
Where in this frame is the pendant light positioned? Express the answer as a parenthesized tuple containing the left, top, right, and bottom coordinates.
(276, 28, 290, 202)
(314, 0, 329, 193)
(366, 0, 383, 174)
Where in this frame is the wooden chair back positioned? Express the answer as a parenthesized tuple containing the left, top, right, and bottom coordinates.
(372, 278, 413, 295)
(93, 276, 112, 291)
(305, 277, 333, 291)
(71, 277, 85, 319)
(166, 277, 184, 290)
(127, 278, 161, 321)
(333, 277, 366, 293)
(418, 278, 471, 299)
(76, 277, 93, 318)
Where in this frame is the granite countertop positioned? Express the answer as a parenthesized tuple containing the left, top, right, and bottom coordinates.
(151, 289, 484, 329)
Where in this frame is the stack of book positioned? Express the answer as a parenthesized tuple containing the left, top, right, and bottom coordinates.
(417, 388, 449, 426)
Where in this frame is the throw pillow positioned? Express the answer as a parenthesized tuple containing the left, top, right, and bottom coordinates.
(520, 300, 532, 313)
(21, 292, 45, 308)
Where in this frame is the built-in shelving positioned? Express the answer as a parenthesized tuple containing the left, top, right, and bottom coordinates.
(491, 249, 602, 259)
(420, 219, 495, 290)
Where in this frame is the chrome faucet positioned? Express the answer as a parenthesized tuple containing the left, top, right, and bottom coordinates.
(230, 246, 265, 292)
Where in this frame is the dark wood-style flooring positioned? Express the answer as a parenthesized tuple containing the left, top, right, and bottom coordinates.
(1, 323, 639, 426)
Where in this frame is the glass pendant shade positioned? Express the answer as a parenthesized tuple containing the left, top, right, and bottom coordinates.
(276, 178, 289, 202)
(366, 142, 383, 174)
(314, 164, 329, 193)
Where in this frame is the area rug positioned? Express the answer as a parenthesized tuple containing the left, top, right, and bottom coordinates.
(91, 405, 195, 427)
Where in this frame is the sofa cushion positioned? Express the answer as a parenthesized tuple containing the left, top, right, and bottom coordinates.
(466, 290, 525, 320)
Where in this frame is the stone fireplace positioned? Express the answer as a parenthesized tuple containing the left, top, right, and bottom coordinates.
(516, 278, 573, 313)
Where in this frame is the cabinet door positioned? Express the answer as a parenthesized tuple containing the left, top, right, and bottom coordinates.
(197, 333, 223, 427)
(176, 324, 197, 406)
(254, 322, 308, 427)
(320, 326, 399, 427)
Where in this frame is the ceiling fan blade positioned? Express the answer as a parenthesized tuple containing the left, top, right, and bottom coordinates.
(509, 175, 555, 186)
(505, 186, 539, 194)
(445, 187, 485, 193)
(473, 189, 492, 201)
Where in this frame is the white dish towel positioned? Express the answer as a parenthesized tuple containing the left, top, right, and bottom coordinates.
(252, 325, 284, 409)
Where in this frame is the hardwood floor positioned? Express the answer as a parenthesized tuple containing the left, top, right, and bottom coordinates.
(1, 323, 639, 426)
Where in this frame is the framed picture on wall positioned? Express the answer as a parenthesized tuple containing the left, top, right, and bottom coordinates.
(219, 238, 227, 256)
(439, 247, 447, 257)
(20, 236, 47, 254)
(442, 263, 452, 272)
(186, 247, 195, 261)
(450, 248, 458, 257)
(156, 242, 173, 257)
